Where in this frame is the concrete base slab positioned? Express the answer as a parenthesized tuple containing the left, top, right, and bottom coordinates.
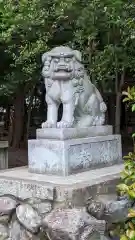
(0, 164, 123, 206)
(37, 126, 113, 140)
(28, 134, 122, 176)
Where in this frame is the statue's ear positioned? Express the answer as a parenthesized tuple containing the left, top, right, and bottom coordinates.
(73, 50, 82, 62)
(42, 52, 48, 64)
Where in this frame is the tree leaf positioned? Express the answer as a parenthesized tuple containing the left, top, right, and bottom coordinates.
(132, 104, 135, 112)
(129, 222, 135, 230)
(132, 133, 135, 138)
(121, 171, 128, 179)
(124, 154, 132, 159)
(128, 86, 131, 94)
(120, 235, 128, 240)
(126, 229, 135, 239)
(128, 93, 133, 100)
(117, 184, 129, 192)
(128, 190, 135, 198)
(132, 219, 135, 224)
(123, 97, 130, 102)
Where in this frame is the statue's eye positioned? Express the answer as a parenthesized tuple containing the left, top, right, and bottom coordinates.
(54, 58, 59, 63)
(47, 56, 51, 61)
(45, 61, 50, 66)
(78, 67, 83, 72)
(65, 58, 71, 63)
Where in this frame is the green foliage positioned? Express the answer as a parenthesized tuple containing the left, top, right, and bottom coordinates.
(72, 0, 135, 91)
(114, 86, 135, 239)
(123, 87, 135, 112)
(1, 0, 135, 141)
(1, 0, 135, 98)
(0, 0, 77, 97)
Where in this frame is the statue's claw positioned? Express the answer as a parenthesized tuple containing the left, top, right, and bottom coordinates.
(42, 121, 56, 128)
(100, 102, 107, 113)
(57, 121, 73, 128)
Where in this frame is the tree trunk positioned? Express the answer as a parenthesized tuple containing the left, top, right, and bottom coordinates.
(20, 101, 28, 148)
(5, 105, 10, 131)
(26, 87, 35, 142)
(115, 69, 125, 134)
(115, 92, 122, 134)
(8, 107, 14, 146)
(12, 89, 25, 148)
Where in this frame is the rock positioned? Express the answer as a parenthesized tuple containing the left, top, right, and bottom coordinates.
(0, 224, 9, 240)
(33, 201, 52, 216)
(25, 198, 52, 217)
(9, 219, 40, 240)
(104, 199, 131, 223)
(25, 198, 42, 205)
(86, 198, 105, 219)
(42, 208, 106, 240)
(87, 194, 133, 223)
(9, 220, 23, 239)
(16, 204, 42, 233)
(0, 196, 17, 214)
(26, 231, 40, 240)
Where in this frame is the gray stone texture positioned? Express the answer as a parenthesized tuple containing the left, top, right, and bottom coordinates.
(28, 134, 122, 176)
(0, 194, 52, 239)
(9, 218, 40, 240)
(25, 198, 52, 217)
(0, 194, 108, 240)
(0, 176, 54, 200)
(0, 224, 8, 240)
(41, 46, 107, 128)
(37, 125, 113, 140)
(0, 196, 17, 214)
(87, 194, 133, 223)
(0, 164, 123, 206)
(43, 208, 106, 240)
(32, 202, 52, 216)
(0, 166, 123, 239)
(16, 204, 42, 233)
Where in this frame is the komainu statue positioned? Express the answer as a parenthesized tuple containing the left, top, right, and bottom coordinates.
(42, 46, 107, 128)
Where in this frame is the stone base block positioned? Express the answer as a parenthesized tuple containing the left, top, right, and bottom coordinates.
(37, 125, 113, 140)
(0, 164, 123, 206)
(28, 135, 122, 176)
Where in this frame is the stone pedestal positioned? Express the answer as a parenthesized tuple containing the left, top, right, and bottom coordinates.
(0, 164, 121, 239)
(36, 125, 113, 140)
(0, 164, 123, 206)
(28, 126, 122, 176)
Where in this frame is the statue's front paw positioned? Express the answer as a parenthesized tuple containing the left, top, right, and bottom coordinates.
(57, 121, 73, 128)
(42, 121, 56, 128)
(100, 102, 107, 112)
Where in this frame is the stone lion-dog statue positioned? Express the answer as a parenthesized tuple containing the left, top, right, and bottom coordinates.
(41, 46, 107, 128)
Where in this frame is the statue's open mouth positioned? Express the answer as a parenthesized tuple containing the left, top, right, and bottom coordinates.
(52, 71, 72, 80)
(55, 66, 72, 72)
